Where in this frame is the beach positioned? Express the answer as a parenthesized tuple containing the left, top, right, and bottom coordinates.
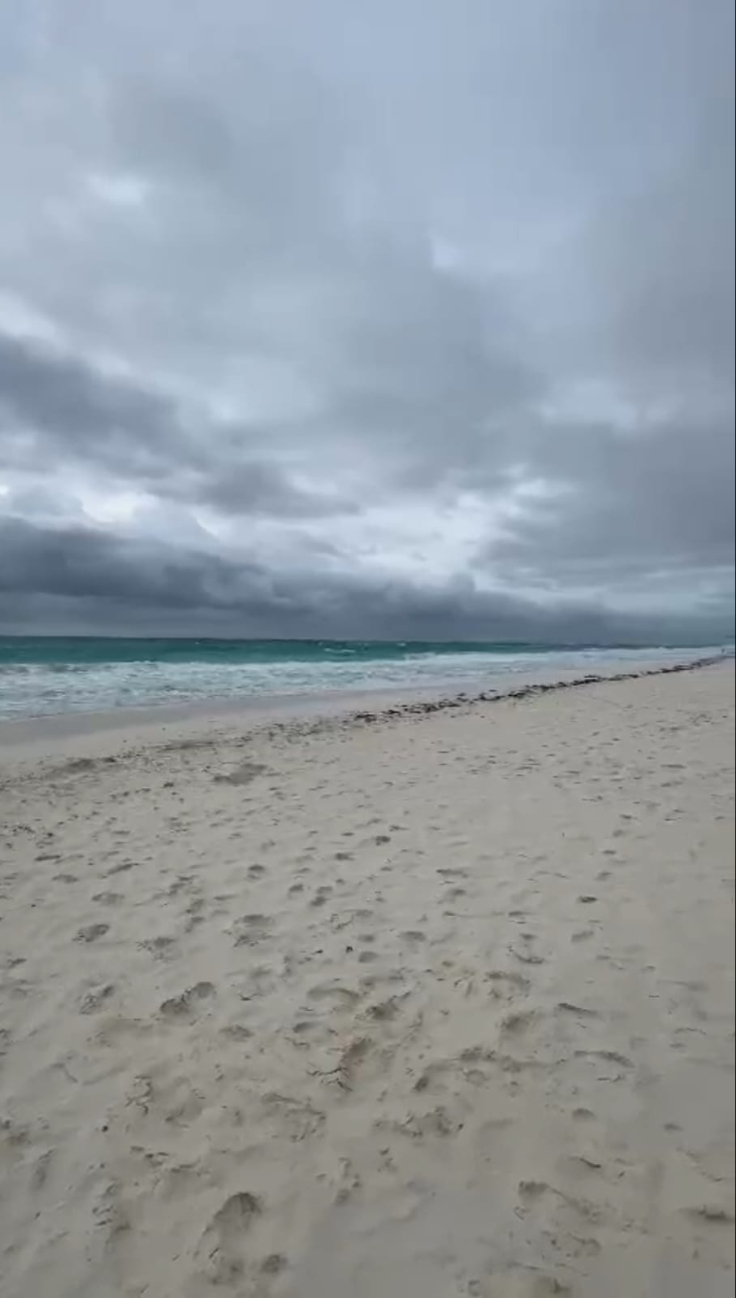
(0, 660, 733, 1297)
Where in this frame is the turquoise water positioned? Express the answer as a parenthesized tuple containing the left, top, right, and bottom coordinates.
(0, 636, 729, 720)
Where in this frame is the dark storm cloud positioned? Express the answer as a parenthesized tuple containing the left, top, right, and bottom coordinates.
(0, 330, 174, 465)
(2, 516, 726, 645)
(0, 516, 333, 624)
(482, 409, 736, 580)
(0, 0, 733, 637)
(0, 332, 354, 518)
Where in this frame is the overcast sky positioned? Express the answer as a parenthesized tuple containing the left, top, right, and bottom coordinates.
(0, 0, 733, 641)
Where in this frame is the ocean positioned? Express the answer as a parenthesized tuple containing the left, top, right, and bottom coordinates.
(0, 636, 730, 721)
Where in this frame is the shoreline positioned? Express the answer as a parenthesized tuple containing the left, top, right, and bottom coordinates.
(0, 650, 729, 755)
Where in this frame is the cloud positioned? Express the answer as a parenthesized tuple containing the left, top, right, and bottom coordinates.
(0, 515, 727, 647)
(486, 408, 735, 579)
(0, 0, 733, 640)
(0, 332, 355, 518)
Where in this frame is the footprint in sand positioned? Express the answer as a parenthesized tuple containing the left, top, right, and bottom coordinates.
(556, 1002, 600, 1020)
(232, 914, 273, 946)
(196, 1191, 263, 1284)
(517, 1178, 549, 1208)
(79, 983, 116, 1014)
(508, 944, 545, 966)
(74, 923, 109, 943)
(308, 982, 362, 1006)
(160, 981, 216, 1021)
(184, 898, 205, 930)
(139, 935, 177, 959)
(366, 994, 409, 1021)
(485, 971, 532, 1010)
(500, 1009, 539, 1037)
(213, 762, 271, 787)
(220, 1022, 253, 1041)
(261, 1253, 288, 1276)
(106, 859, 137, 876)
(92, 891, 123, 906)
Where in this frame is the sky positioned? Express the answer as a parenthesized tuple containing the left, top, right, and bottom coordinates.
(0, 0, 733, 642)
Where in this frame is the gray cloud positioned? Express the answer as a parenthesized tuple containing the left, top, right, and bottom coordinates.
(0, 332, 355, 518)
(487, 409, 735, 577)
(0, 0, 733, 640)
(0, 331, 174, 468)
(2, 516, 728, 645)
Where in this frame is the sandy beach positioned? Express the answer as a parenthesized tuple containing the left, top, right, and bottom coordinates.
(0, 661, 733, 1297)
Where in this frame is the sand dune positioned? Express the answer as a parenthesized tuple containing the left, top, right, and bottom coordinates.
(0, 663, 733, 1297)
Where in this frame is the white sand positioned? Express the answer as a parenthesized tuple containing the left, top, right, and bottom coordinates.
(0, 663, 733, 1297)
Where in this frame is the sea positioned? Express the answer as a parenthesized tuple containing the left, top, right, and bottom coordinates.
(0, 636, 731, 722)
